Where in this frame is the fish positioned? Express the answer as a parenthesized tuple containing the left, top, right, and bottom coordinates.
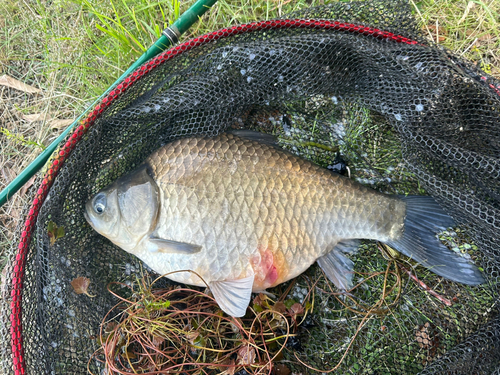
(84, 131, 484, 317)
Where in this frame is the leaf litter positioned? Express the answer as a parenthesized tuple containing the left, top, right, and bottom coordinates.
(71, 276, 96, 298)
(0, 74, 41, 94)
(47, 221, 65, 246)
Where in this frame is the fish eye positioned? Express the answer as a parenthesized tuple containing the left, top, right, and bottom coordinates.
(93, 194, 107, 215)
(95, 203, 105, 214)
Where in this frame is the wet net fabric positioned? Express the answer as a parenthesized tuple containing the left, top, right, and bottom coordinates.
(1, 0, 499, 374)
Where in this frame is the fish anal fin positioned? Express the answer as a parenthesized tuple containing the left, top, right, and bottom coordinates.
(317, 240, 360, 291)
(147, 236, 202, 254)
(209, 274, 255, 317)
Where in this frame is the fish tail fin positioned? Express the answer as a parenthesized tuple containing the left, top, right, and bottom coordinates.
(386, 196, 484, 285)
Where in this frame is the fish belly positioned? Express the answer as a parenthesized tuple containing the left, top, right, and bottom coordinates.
(143, 134, 406, 289)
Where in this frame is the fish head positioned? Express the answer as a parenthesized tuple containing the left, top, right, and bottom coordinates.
(85, 165, 160, 252)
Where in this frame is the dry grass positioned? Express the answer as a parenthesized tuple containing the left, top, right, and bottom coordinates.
(413, 0, 500, 76)
(0, 0, 95, 268)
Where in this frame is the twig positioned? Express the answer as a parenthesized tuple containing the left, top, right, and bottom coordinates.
(399, 265, 452, 307)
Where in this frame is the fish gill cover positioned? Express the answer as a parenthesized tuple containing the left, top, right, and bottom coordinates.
(0, 0, 499, 374)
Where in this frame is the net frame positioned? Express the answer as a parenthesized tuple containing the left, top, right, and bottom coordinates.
(1, 4, 499, 374)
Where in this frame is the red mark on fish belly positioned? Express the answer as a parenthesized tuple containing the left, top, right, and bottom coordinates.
(251, 247, 281, 290)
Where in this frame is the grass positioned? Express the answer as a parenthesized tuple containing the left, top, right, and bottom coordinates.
(413, 0, 500, 76)
(0, 0, 499, 372)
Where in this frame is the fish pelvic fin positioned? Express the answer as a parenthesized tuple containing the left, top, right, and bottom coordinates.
(317, 240, 360, 291)
(386, 195, 484, 285)
(209, 274, 255, 317)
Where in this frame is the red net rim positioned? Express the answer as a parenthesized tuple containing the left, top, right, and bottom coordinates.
(11, 17, 485, 374)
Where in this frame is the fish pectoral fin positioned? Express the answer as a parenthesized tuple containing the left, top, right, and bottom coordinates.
(209, 274, 255, 317)
(317, 240, 360, 291)
(147, 237, 202, 254)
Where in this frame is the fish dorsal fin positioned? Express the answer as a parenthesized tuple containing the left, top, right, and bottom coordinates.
(209, 274, 255, 317)
(147, 236, 202, 254)
(228, 130, 278, 148)
(317, 240, 360, 291)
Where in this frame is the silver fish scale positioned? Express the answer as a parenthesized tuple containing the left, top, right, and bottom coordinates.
(141, 133, 406, 288)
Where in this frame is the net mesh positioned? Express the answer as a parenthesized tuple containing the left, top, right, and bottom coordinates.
(1, 0, 499, 374)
